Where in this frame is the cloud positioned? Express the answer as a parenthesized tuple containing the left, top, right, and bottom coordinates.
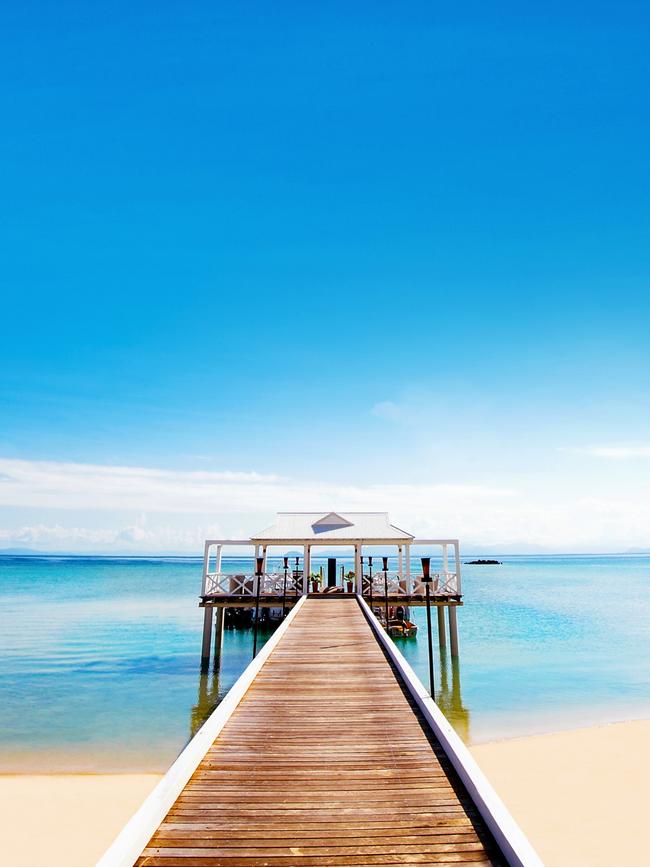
(561, 445, 650, 459)
(0, 455, 649, 551)
(0, 457, 512, 517)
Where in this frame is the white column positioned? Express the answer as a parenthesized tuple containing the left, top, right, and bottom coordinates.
(398, 545, 403, 577)
(442, 543, 449, 575)
(405, 543, 411, 592)
(303, 545, 310, 594)
(262, 545, 268, 573)
(215, 544, 223, 573)
(201, 540, 211, 596)
(453, 541, 462, 594)
(354, 544, 361, 593)
(253, 544, 260, 597)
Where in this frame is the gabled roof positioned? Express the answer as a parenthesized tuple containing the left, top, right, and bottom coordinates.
(251, 512, 414, 543)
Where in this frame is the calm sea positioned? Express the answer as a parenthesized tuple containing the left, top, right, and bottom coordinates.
(0, 554, 649, 772)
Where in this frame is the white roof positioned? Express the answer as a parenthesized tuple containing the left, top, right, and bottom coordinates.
(251, 512, 414, 544)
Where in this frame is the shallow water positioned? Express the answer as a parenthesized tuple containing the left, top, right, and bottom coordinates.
(0, 554, 648, 771)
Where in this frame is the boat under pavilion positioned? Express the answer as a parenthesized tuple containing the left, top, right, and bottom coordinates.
(200, 510, 462, 663)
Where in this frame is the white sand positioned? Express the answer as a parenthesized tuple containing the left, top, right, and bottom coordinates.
(0, 721, 648, 866)
(471, 719, 650, 866)
(0, 774, 161, 867)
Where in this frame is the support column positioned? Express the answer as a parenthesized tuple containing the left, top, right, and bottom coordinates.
(453, 540, 462, 595)
(354, 545, 361, 593)
(398, 545, 403, 577)
(405, 543, 411, 592)
(201, 606, 214, 669)
(215, 544, 223, 573)
(303, 545, 310, 594)
(442, 543, 449, 577)
(448, 605, 459, 657)
(437, 606, 447, 649)
(213, 607, 224, 665)
(201, 541, 211, 596)
(252, 544, 259, 598)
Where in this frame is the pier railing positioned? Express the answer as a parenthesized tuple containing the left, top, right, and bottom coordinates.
(203, 569, 461, 598)
(203, 571, 302, 597)
(365, 570, 460, 596)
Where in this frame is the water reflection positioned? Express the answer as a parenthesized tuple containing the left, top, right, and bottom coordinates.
(191, 665, 222, 738)
(436, 648, 470, 741)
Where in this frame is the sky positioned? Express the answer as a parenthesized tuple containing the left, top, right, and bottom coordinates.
(1, 1, 649, 552)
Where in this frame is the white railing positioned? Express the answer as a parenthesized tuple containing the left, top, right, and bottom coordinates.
(203, 572, 300, 597)
(203, 570, 461, 598)
(365, 570, 461, 596)
(410, 570, 461, 596)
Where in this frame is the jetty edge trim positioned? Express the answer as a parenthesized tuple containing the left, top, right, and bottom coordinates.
(95, 594, 308, 867)
(356, 594, 545, 867)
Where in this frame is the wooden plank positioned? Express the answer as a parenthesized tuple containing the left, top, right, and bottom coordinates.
(134, 599, 504, 867)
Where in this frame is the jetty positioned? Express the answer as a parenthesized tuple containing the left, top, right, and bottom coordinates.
(98, 512, 542, 866)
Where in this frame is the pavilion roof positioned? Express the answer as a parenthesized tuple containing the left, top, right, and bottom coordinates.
(250, 511, 414, 544)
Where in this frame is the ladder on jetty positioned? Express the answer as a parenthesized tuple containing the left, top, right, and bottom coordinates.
(99, 598, 542, 867)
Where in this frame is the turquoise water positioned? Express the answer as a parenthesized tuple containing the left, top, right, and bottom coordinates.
(0, 554, 649, 771)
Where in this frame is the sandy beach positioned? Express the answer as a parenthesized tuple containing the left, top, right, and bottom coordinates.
(0, 720, 648, 866)
(471, 719, 650, 866)
(0, 774, 161, 867)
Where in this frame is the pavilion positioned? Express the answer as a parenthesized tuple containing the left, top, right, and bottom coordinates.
(199, 511, 462, 663)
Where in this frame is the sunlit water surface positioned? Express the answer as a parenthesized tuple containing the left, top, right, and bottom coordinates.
(0, 554, 648, 771)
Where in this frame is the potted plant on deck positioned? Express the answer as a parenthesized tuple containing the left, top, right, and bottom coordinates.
(310, 573, 321, 593)
(346, 571, 355, 593)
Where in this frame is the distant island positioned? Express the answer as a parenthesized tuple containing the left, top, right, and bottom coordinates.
(464, 558, 502, 565)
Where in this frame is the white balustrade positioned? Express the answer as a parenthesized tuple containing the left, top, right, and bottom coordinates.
(202, 570, 461, 598)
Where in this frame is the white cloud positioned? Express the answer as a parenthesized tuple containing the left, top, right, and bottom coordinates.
(0, 456, 648, 551)
(0, 457, 513, 517)
(561, 445, 650, 459)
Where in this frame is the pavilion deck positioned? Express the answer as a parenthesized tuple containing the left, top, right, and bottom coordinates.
(135, 598, 503, 866)
(200, 592, 462, 608)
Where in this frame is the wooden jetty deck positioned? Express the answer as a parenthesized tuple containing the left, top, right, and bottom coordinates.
(100, 597, 541, 867)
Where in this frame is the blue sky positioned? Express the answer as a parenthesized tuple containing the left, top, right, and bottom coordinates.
(1, 2, 649, 551)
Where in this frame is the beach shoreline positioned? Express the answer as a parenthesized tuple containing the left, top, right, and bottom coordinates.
(0, 719, 647, 866)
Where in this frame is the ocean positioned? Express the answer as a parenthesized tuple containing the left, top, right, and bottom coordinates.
(1, 554, 648, 772)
